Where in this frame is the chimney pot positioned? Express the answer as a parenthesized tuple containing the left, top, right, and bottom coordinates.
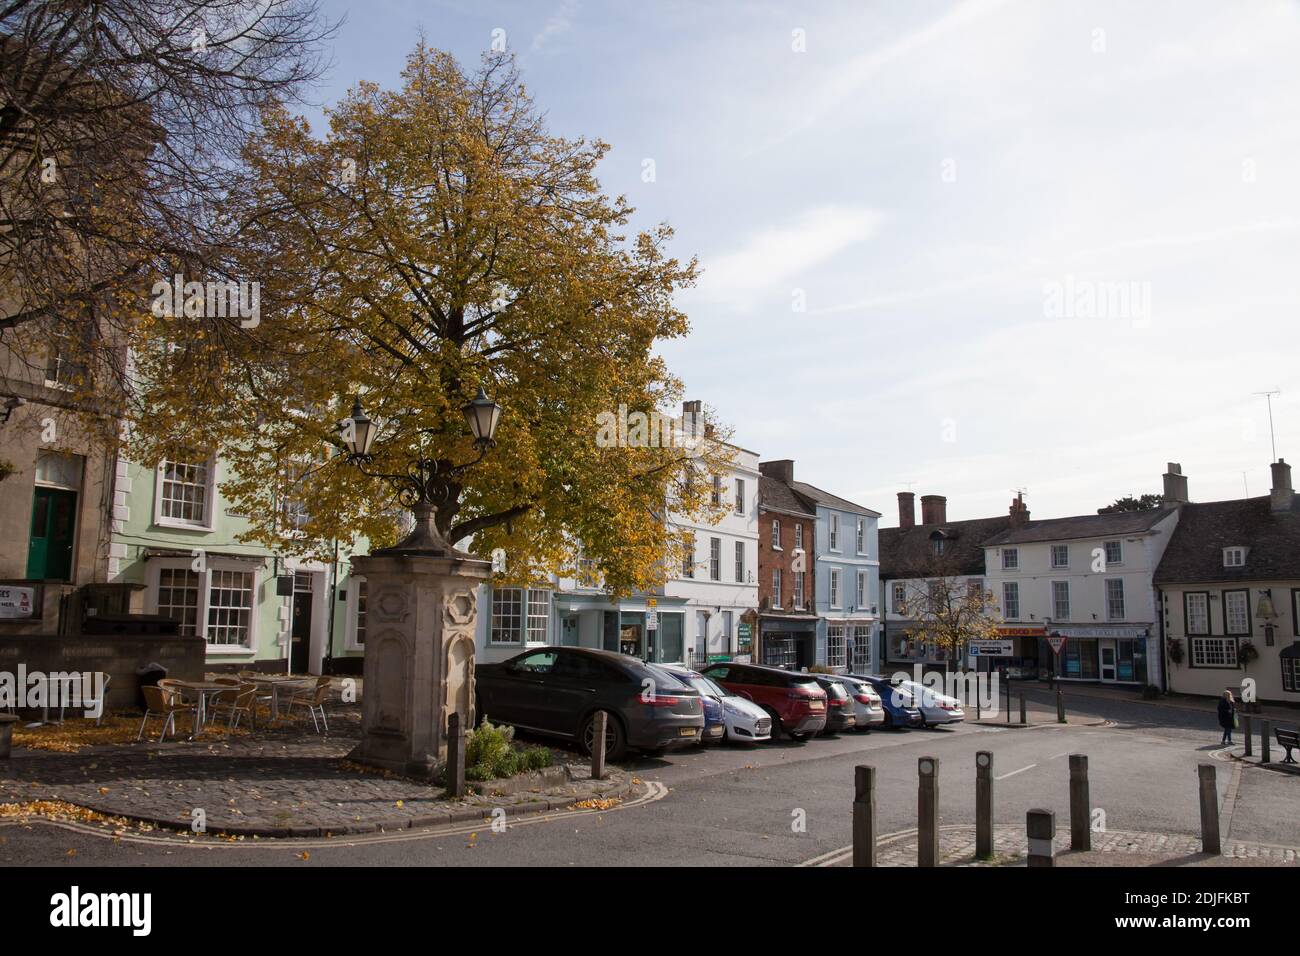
(759, 459, 795, 485)
(1162, 462, 1189, 505)
(919, 494, 947, 525)
(1008, 493, 1030, 528)
(897, 492, 915, 530)
(1271, 458, 1293, 513)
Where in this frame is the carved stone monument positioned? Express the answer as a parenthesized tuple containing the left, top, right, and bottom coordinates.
(348, 503, 491, 779)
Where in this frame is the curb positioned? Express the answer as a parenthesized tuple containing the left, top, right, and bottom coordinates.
(63, 775, 637, 839)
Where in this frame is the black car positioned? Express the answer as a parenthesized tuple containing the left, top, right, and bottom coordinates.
(811, 675, 857, 735)
(476, 647, 705, 760)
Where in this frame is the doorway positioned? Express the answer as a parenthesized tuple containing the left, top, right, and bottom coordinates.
(290, 571, 314, 673)
(560, 614, 579, 646)
(1099, 638, 1117, 682)
(27, 487, 77, 581)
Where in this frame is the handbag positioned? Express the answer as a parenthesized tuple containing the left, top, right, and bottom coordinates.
(1233, 713, 1239, 729)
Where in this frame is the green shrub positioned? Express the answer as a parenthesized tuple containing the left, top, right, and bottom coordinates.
(521, 747, 553, 772)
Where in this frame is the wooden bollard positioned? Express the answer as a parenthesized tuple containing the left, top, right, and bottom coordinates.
(446, 712, 466, 798)
(590, 710, 608, 780)
(1069, 754, 1091, 851)
(1026, 808, 1056, 867)
(1005, 678, 1011, 724)
(1198, 763, 1221, 854)
(918, 756, 939, 867)
(975, 751, 994, 859)
(1019, 693, 1027, 725)
(1261, 719, 1271, 764)
(853, 765, 877, 867)
(1242, 714, 1253, 757)
(1056, 686, 1066, 723)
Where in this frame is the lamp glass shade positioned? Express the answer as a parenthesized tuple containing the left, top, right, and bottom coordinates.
(344, 398, 378, 458)
(1256, 591, 1278, 621)
(462, 387, 502, 443)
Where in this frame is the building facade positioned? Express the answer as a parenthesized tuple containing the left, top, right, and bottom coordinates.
(756, 471, 818, 668)
(1155, 459, 1300, 703)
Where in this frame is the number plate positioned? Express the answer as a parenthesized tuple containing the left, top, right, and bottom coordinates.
(809, 700, 824, 711)
(679, 727, 697, 737)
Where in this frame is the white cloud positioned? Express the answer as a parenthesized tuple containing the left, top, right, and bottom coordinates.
(694, 206, 883, 309)
(532, 0, 579, 53)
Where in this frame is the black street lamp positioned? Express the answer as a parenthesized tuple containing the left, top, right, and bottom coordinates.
(339, 388, 503, 554)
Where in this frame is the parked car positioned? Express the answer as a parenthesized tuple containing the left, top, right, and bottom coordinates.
(700, 662, 827, 741)
(854, 675, 923, 729)
(662, 666, 726, 742)
(664, 666, 772, 743)
(476, 647, 705, 760)
(810, 675, 856, 735)
(896, 679, 966, 728)
(833, 674, 886, 731)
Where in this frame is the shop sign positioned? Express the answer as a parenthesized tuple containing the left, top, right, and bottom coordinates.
(969, 639, 1014, 657)
(997, 626, 1045, 637)
(0, 586, 34, 619)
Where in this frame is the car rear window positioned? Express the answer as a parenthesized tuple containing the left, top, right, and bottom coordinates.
(640, 663, 691, 691)
(788, 674, 821, 688)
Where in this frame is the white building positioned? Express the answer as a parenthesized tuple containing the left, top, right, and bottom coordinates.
(981, 472, 1187, 686)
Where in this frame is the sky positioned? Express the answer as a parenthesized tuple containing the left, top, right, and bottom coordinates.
(310, 0, 1300, 525)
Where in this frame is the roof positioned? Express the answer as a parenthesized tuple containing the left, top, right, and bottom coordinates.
(981, 505, 1179, 546)
(789, 481, 881, 517)
(879, 515, 1011, 579)
(1154, 496, 1300, 584)
(758, 476, 816, 517)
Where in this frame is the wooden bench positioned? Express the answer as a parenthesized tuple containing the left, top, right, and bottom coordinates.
(1277, 727, 1300, 765)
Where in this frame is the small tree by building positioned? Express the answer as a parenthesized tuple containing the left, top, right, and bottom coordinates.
(898, 558, 1001, 671)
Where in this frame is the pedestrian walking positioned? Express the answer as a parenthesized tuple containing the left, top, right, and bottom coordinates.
(1217, 689, 1237, 746)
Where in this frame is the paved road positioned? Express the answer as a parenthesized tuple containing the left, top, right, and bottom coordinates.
(2, 687, 1295, 866)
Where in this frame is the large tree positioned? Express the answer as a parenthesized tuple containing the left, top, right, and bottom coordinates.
(897, 557, 1001, 668)
(1098, 493, 1163, 514)
(0, 0, 335, 403)
(127, 46, 730, 594)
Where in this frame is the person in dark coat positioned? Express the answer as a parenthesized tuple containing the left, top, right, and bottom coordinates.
(1217, 690, 1236, 746)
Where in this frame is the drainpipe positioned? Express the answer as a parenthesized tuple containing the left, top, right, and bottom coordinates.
(1156, 586, 1168, 693)
(324, 538, 339, 676)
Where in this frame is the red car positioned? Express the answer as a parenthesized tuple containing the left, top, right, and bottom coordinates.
(700, 662, 827, 741)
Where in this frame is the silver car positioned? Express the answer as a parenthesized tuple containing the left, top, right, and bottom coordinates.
(897, 679, 966, 727)
(834, 674, 886, 730)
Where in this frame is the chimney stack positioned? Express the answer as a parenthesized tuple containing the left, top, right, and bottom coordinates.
(898, 491, 915, 530)
(1009, 493, 1030, 528)
(1271, 458, 1293, 513)
(759, 459, 795, 485)
(919, 494, 947, 525)
(1162, 462, 1188, 505)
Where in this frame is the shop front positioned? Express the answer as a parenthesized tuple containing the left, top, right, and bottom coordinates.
(1055, 625, 1150, 685)
(995, 626, 1044, 678)
(546, 594, 689, 665)
(758, 614, 818, 669)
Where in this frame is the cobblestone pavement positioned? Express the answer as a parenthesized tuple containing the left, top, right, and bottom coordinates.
(0, 707, 630, 837)
(820, 824, 1300, 867)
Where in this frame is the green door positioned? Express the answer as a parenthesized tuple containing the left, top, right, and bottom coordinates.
(27, 487, 77, 581)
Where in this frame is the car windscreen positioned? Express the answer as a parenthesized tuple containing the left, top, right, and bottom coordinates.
(640, 663, 692, 692)
(685, 676, 721, 698)
(822, 681, 848, 699)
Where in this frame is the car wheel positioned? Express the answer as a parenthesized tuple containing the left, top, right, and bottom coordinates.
(580, 710, 627, 761)
(789, 732, 809, 743)
(762, 707, 783, 740)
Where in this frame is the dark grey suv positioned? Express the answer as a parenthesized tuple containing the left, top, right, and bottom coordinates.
(476, 647, 705, 760)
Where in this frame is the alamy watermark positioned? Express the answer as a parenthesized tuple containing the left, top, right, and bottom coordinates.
(887, 663, 998, 716)
(151, 273, 260, 328)
(595, 403, 706, 454)
(1043, 274, 1151, 325)
(0, 666, 106, 718)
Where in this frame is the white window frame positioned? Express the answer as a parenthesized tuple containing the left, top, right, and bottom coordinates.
(709, 537, 721, 581)
(1052, 581, 1070, 621)
(682, 533, 695, 578)
(734, 540, 745, 583)
(147, 558, 259, 654)
(734, 478, 745, 515)
(827, 624, 847, 668)
(795, 523, 804, 551)
(830, 568, 842, 609)
(490, 586, 525, 645)
(1002, 581, 1020, 620)
(154, 455, 217, 530)
(856, 570, 867, 608)
(1192, 636, 1237, 668)
(856, 518, 865, 554)
(892, 581, 906, 612)
(829, 514, 840, 552)
(793, 571, 804, 608)
(1105, 578, 1125, 621)
(772, 568, 782, 609)
(1051, 544, 1069, 569)
(1222, 547, 1246, 568)
(1002, 548, 1018, 570)
(771, 519, 781, 549)
(526, 588, 551, 644)
(1104, 540, 1123, 567)
(1185, 591, 1210, 636)
(1223, 589, 1250, 636)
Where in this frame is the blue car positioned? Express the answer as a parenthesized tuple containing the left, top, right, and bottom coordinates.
(856, 675, 924, 730)
(664, 666, 726, 743)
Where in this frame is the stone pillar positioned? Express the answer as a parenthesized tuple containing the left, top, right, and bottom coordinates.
(348, 504, 491, 780)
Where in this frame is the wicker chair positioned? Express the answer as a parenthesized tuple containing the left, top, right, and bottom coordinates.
(137, 685, 197, 742)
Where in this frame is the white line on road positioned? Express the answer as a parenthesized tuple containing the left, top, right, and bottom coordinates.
(995, 763, 1037, 780)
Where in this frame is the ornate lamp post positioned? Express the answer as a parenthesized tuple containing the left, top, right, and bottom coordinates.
(339, 387, 503, 780)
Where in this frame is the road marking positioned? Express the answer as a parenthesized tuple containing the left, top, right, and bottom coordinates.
(995, 763, 1037, 780)
(1049, 752, 1070, 760)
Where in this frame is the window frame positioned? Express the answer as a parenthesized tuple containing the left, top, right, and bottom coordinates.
(1222, 547, 1246, 568)
(1052, 580, 1070, 621)
(772, 568, 782, 609)
(734, 478, 745, 515)
(856, 570, 867, 608)
(1001, 548, 1019, 570)
(1002, 581, 1020, 620)
(1191, 636, 1238, 669)
(154, 455, 217, 530)
(147, 558, 259, 653)
(1105, 578, 1125, 621)
(771, 519, 781, 550)
(827, 625, 847, 669)
(1222, 588, 1251, 636)
(1104, 540, 1123, 567)
(709, 537, 721, 581)
(829, 568, 842, 609)
(829, 514, 840, 552)
(856, 518, 865, 554)
(1184, 591, 1210, 636)
(1051, 544, 1069, 569)
(345, 575, 368, 651)
(734, 540, 745, 583)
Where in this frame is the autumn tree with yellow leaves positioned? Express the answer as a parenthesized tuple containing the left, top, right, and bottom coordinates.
(898, 556, 1002, 669)
(127, 46, 730, 594)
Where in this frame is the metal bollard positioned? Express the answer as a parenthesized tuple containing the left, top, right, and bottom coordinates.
(918, 756, 940, 867)
(446, 712, 466, 798)
(1197, 763, 1221, 854)
(1242, 714, 1253, 757)
(1261, 719, 1272, 764)
(853, 765, 877, 867)
(1026, 808, 1056, 867)
(975, 751, 994, 859)
(590, 710, 608, 780)
(1069, 754, 1091, 851)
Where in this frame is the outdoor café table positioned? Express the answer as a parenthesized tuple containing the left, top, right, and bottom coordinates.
(23, 674, 79, 728)
(169, 680, 228, 737)
(247, 676, 314, 720)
